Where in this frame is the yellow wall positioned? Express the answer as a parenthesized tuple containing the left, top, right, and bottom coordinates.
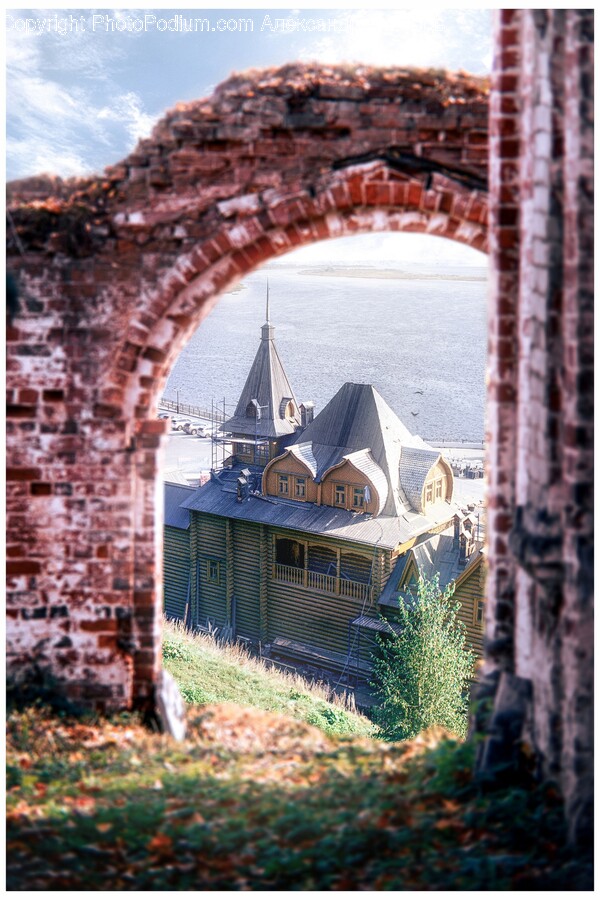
(320, 460, 379, 514)
(263, 452, 318, 502)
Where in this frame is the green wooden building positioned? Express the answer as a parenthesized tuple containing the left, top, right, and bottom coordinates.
(164, 314, 486, 675)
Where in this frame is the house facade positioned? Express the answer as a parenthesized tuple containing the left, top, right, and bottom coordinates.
(165, 314, 485, 676)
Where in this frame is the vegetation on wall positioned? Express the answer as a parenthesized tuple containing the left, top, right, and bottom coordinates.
(372, 575, 476, 741)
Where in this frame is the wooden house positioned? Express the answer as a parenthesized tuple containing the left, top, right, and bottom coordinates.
(165, 315, 486, 677)
(163, 482, 195, 622)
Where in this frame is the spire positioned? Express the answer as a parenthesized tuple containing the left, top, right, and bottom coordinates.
(220, 293, 300, 438)
(262, 280, 274, 341)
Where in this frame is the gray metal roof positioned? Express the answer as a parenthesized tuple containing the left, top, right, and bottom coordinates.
(341, 449, 388, 515)
(378, 525, 483, 607)
(287, 442, 318, 478)
(351, 615, 402, 634)
(399, 446, 441, 513)
(220, 321, 301, 438)
(291, 382, 442, 517)
(181, 471, 458, 550)
(164, 482, 195, 529)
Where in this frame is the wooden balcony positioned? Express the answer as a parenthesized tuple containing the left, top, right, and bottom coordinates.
(273, 563, 373, 603)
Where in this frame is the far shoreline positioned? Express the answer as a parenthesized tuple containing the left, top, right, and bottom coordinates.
(265, 264, 487, 283)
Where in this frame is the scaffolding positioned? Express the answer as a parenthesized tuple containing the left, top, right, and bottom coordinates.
(209, 398, 269, 473)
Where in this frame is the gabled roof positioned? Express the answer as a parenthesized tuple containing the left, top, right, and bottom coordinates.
(378, 525, 484, 607)
(286, 442, 318, 478)
(181, 467, 457, 550)
(220, 320, 301, 438)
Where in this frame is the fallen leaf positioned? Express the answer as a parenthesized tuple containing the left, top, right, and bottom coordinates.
(147, 833, 173, 854)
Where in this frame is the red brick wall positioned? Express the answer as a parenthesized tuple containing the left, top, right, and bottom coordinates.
(6, 34, 594, 844)
(6, 65, 489, 712)
(486, 9, 593, 844)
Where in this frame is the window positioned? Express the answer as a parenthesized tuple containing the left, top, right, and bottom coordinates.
(334, 484, 346, 506)
(435, 478, 444, 500)
(278, 474, 289, 495)
(295, 477, 306, 498)
(475, 600, 485, 624)
(425, 482, 434, 504)
(207, 559, 220, 584)
(353, 487, 365, 508)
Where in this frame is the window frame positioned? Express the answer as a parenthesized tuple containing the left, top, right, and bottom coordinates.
(352, 486, 365, 508)
(206, 558, 221, 585)
(334, 483, 346, 507)
(294, 476, 306, 498)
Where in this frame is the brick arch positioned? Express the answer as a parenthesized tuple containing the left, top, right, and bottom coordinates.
(6, 13, 595, 849)
(6, 63, 489, 712)
(127, 175, 488, 410)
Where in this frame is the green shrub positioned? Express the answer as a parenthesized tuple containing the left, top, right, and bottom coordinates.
(371, 574, 475, 741)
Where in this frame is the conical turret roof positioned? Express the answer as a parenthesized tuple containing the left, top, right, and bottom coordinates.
(220, 315, 301, 438)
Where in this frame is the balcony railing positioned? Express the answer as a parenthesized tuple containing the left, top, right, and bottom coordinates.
(274, 563, 305, 586)
(273, 563, 373, 602)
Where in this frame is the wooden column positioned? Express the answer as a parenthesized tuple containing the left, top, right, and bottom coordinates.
(259, 526, 268, 642)
(225, 520, 234, 626)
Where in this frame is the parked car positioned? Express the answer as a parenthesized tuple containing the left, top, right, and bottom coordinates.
(182, 421, 202, 435)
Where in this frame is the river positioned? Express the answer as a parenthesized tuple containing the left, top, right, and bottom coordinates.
(165, 262, 488, 443)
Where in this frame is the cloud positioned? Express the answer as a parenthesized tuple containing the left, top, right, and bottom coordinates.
(97, 91, 159, 145)
(297, 9, 492, 74)
(6, 139, 89, 179)
(6, 16, 158, 180)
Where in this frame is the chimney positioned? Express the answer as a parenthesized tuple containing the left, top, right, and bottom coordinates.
(236, 476, 249, 502)
(453, 513, 461, 548)
(300, 402, 314, 428)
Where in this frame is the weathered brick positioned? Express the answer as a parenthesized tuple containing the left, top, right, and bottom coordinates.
(5, 41, 594, 852)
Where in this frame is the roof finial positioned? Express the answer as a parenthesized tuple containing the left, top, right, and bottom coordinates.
(266, 278, 270, 324)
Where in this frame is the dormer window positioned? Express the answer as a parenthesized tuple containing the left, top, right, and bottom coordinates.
(278, 474, 289, 495)
(353, 487, 365, 508)
(295, 477, 306, 498)
(334, 484, 346, 507)
(422, 462, 451, 509)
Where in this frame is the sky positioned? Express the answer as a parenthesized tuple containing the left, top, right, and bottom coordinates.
(5, 4, 493, 266)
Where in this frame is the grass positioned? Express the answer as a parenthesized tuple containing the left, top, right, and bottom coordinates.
(5, 621, 591, 890)
(161, 618, 376, 739)
(6, 701, 590, 891)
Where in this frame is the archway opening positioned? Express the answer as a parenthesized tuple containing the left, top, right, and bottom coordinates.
(157, 227, 488, 705)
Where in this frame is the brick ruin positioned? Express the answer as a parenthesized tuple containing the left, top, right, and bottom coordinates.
(6, 10, 593, 844)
